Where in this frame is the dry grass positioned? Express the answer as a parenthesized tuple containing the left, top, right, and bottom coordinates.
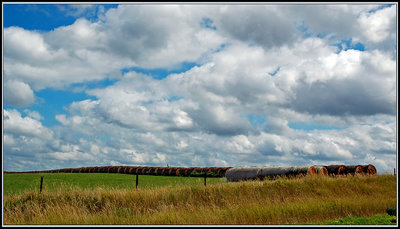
(3, 174, 396, 225)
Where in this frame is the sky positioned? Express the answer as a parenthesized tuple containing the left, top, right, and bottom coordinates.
(2, 3, 398, 173)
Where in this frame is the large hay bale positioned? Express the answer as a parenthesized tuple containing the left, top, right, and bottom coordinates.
(190, 167, 208, 177)
(258, 166, 298, 179)
(225, 167, 262, 182)
(344, 165, 364, 175)
(168, 167, 179, 176)
(326, 165, 346, 175)
(72, 168, 80, 173)
(218, 167, 233, 176)
(314, 165, 328, 176)
(361, 164, 377, 175)
(292, 166, 318, 177)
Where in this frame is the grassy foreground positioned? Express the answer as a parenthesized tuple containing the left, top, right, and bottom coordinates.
(3, 174, 397, 225)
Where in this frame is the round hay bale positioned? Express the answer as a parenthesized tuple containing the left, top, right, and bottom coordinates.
(258, 166, 297, 180)
(367, 164, 377, 175)
(326, 165, 346, 175)
(99, 167, 107, 173)
(168, 167, 179, 176)
(219, 167, 232, 176)
(292, 166, 317, 177)
(71, 168, 79, 173)
(343, 165, 364, 175)
(314, 165, 328, 176)
(140, 167, 149, 175)
(150, 167, 159, 175)
(176, 168, 187, 176)
(127, 167, 135, 174)
(190, 167, 209, 177)
(181, 167, 192, 176)
(107, 166, 115, 173)
(116, 166, 122, 173)
(156, 167, 166, 176)
(207, 167, 221, 177)
(361, 164, 377, 175)
(225, 167, 262, 182)
(135, 167, 143, 174)
(159, 167, 167, 176)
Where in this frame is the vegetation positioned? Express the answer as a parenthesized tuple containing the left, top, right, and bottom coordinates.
(310, 214, 396, 225)
(3, 174, 397, 225)
(3, 173, 224, 195)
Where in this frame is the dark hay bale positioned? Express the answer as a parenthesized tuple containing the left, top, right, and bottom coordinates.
(226, 167, 262, 182)
(326, 165, 346, 175)
(361, 164, 377, 175)
(293, 166, 318, 177)
(343, 165, 364, 175)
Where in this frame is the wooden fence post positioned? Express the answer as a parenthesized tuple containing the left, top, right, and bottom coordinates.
(204, 172, 207, 186)
(136, 174, 139, 190)
(40, 176, 44, 193)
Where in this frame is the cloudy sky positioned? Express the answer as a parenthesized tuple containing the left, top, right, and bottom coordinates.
(2, 3, 397, 173)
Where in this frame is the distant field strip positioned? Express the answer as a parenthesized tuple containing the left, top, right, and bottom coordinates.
(3, 173, 224, 195)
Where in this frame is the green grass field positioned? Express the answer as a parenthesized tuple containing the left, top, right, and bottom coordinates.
(310, 213, 397, 225)
(3, 173, 397, 225)
(3, 173, 224, 195)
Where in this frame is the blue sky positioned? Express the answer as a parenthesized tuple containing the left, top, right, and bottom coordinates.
(4, 4, 118, 30)
(3, 3, 397, 173)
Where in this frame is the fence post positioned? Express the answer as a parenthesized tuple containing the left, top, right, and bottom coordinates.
(40, 176, 44, 193)
(204, 172, 207, 186)
(136, 174, 139, 190)
(394, 168, 396, 176)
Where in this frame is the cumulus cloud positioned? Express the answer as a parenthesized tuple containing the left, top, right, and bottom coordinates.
(358, 5, 396, 43)
(214, 5, 301, 49)
(4, 109, 53, 140)
(4, 80, 35, 107)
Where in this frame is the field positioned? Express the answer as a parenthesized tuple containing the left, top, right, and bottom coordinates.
(3, 173, 224, 195)
(3, 173, 397, 225)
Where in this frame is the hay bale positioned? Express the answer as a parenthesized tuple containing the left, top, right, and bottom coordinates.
(190, 167, 208, 177)
(258, 166, 298, 179)
(292, 166, 318, 177)
(218, 167, 233, 176)
(326, 165, 346, 175)
(314, 165, 328, 176)
(72, 168, 80, 173)
(361, 164, 377, 175)
(225, 167, 262, 182)
(344, 165, 364, 175)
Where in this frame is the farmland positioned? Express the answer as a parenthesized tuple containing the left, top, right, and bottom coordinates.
(3, 173, 397, 225)
(3, 173, 224, 195)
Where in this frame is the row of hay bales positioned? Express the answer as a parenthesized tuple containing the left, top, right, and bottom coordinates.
(6, 166, 233, 177)
(4, 164, 376, 181)
(225, 164, 377, 182)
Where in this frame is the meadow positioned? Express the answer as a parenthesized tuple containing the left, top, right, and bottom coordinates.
(3, 173, 223, 195)
(3, 173, 397, 225)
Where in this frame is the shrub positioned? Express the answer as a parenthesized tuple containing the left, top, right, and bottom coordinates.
(386, 207, 396, 216)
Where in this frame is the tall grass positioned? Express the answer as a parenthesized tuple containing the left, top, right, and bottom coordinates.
(3, 175, 396, 225)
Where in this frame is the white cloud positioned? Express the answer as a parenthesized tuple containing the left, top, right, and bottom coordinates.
(4, 80, 35, 107)
(23, 109, 44, 120)
(358, 5, 396, 43)
(3, 109, 53, 140)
